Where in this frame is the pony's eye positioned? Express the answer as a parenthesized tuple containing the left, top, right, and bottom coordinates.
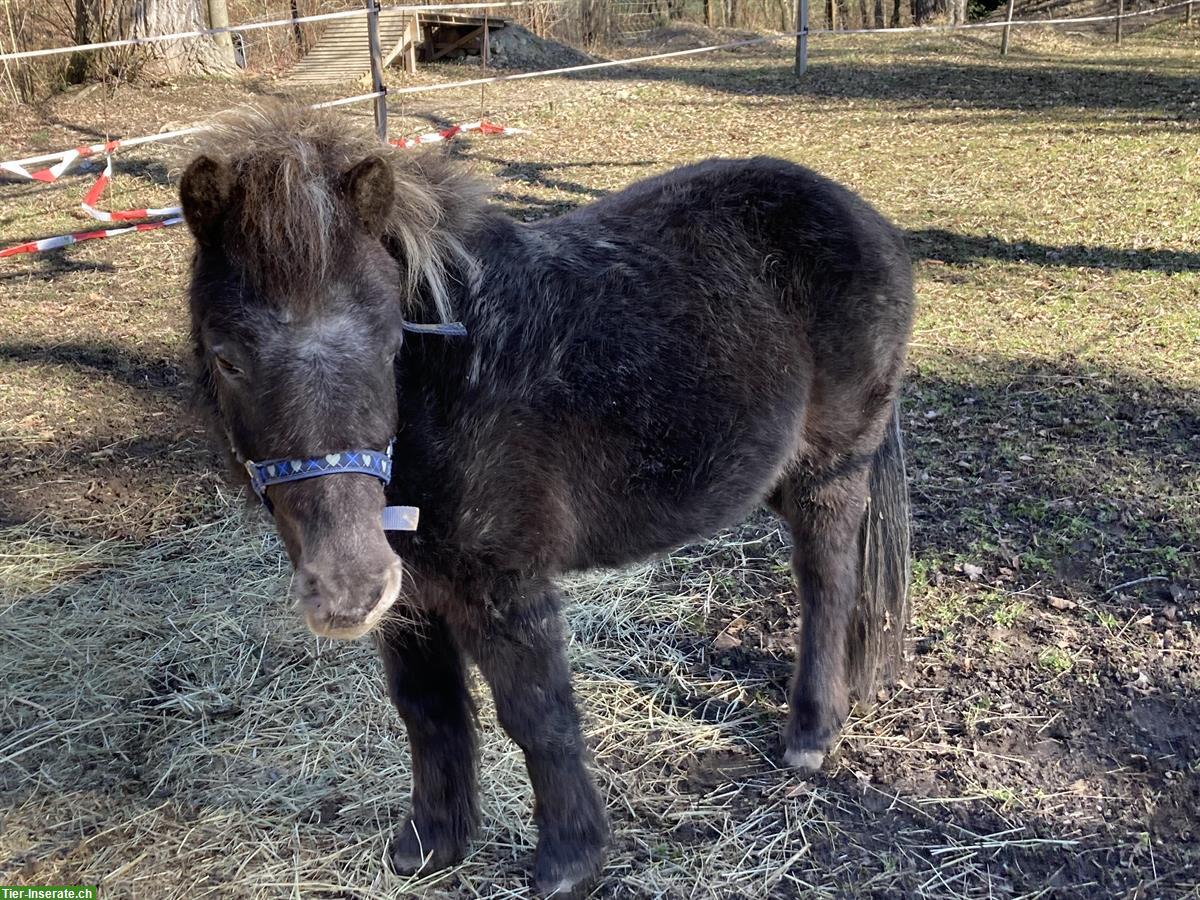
(214, 354, 242, 377)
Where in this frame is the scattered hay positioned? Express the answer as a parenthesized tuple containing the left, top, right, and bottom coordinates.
(0, 510, 846, 897)
(0, 511, 803, 897)
(6, 505, 1139, 897)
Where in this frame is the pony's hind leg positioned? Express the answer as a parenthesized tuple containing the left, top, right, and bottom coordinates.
(376, 614, 479, 874)
(463, 578, 609, 898)
(771, 460, 873, 772)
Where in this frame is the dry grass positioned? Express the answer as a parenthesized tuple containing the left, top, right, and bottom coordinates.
(2, 514, 1108, 899)
(1, 19, 1198, 899)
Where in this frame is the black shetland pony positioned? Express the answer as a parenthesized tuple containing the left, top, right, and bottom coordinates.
(180, 103, 914, 896)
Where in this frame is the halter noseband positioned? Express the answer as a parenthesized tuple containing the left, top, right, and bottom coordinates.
(243, 440, 419, 532)
(235, 318, 466, 533)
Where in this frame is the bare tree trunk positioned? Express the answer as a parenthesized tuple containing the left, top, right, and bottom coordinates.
(911, 0, 936, 24)
(207, 0, 236, 64)
(874, 0, 885, 27)
(891, 0, 901, 24)
(290, 0, 305, 52)
(130, 0, 238, 76)
(68, 0, 96, 82)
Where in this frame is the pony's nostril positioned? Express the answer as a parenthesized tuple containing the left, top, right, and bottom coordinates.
(296, 567, 326, 606)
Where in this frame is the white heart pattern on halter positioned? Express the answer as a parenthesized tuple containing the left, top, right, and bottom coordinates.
(291, 460, 302, 473)
(325, 454, 341, 466)
(267, 465, 277, 477)
(363, 454, 372, 466)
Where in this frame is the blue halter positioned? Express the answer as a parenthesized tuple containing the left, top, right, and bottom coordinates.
(236, 318, 465, 533)
(243, 440, 418, 531)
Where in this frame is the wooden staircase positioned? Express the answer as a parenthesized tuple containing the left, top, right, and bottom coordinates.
(289, 9, 418, 85)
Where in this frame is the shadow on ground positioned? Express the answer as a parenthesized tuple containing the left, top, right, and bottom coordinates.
(578, 350, 1198, 895)
(570, 54, 1200, 119)
(910, 227, 1200, 272)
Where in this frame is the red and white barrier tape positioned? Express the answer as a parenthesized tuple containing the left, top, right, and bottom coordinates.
(1, 131, 202, 176)
(3, 119, 524, 258)
(389, 120, 524, 149)
(80, 154, 182, 222)
(1, 140, 120, 184)
(0, 218, 184, 259)
(0, 92, 385, 180)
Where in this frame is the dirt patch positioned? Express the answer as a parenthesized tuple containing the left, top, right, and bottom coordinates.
(487, 24, 595, 70)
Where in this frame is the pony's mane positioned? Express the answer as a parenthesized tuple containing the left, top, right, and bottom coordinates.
(196, 102, 488, 321)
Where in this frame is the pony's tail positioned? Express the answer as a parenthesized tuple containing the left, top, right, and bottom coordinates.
(846, 402, 911, 706)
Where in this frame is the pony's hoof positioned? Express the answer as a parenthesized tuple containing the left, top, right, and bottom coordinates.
(784, 705, 842, 775)
(534, 860, 602, 898)
(533, 828, 607, 897)
(388, 817, 467, 876)
(784, 747, 827, 773)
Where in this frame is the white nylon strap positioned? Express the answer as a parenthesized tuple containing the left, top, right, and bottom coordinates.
(382, 506, 420, 531)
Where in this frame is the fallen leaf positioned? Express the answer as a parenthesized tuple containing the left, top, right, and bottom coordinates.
(713, 632, 742, 651)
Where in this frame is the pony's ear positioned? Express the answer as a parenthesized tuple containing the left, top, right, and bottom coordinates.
(342, 155, 394, 236)
(180, 155, 230, 246)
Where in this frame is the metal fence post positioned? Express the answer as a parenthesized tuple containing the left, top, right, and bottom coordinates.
(365, 0, 388, 142)
(1116, 0, 1124, 43)
(1000, 0, 1015, 54)
(794, 0, 808, 75)
(482, 10, 490, 67)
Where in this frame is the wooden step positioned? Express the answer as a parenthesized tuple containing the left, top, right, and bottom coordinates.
(289, 9, 419, 85)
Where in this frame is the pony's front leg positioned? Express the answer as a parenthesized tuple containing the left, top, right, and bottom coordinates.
(376, 614, 479, 874)
(468, 578, 609, 897)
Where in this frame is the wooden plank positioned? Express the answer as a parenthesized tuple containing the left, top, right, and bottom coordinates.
(290, 9, 417, 83)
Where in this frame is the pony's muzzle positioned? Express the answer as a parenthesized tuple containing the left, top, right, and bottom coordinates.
(293, 555, 403, 640)
(269, 475, 405, 640)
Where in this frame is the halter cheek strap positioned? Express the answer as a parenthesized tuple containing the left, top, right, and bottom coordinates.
(402, 320, 467, 337)
(242, 441, 419, 532)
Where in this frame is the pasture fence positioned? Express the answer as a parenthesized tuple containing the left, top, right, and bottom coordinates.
(0, 0, 1194, 258)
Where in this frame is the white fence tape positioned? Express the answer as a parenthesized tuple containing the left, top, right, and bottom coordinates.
(0, 95, 385, 174)
(387, 0, 1196, 96)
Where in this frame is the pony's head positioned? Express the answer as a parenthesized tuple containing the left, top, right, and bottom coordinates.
(179, 104, 482, 639)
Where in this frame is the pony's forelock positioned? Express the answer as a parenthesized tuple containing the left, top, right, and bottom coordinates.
(193, 102, 488, 322)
